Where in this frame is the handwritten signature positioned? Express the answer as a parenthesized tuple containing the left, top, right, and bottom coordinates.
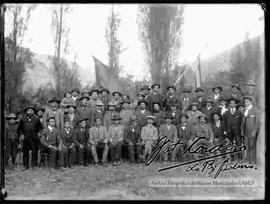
(146, 136, 257, 178)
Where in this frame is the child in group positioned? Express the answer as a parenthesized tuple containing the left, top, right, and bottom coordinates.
(140, 115, 158, 161)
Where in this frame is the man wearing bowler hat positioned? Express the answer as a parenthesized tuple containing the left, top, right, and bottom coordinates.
(241, 95, 260, 164)
(123, 115, 142, 163)
(135, 100, 152, 130)
(147, 83, 164, 112)
(164, 85, 180, 112)
(18, 105, 43, 170)
(42, 97, 64, 130)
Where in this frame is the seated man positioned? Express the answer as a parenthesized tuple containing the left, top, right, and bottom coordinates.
(140, 115, 158, 161)
(40, 116, 64, 170)
(88, 118, 109, 167)
(123, 115, 142, 163)
(60, 120, 76, 168)
(108, 114, 125, 166)
(74, 117, 91, 166)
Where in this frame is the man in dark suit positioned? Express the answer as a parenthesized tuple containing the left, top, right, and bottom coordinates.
(201, 98, 217, 123)
(135, 100, 152, 130)
(223, 97, 243, 161)
(216, 95, 229, 118)
(147, 83, 164, 112)
(74, 117, 91, 165)
(163, 85, 180, 112)
(152, 102, 166, 128)
(167, 103, 181, 126)
(18, 105, 43, 170)
(230, 84, 243, 102)
(76, 95, 92, 128)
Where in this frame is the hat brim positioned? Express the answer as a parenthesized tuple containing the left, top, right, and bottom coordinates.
(24, 107, 36, 112)
(231, 85, 241, 90)
(138, 101, 148, 106)
(112, 92, 122, 96)
(79, 96, 90, 101)
(151, 84, 160, 89)
(49, 100, 60, 103)
(166, 86, 176, 90)
(78, 118, 89, 124)
(212, 87, 223, 92)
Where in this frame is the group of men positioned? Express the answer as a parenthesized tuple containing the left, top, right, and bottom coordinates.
(5, 79, 261, 171)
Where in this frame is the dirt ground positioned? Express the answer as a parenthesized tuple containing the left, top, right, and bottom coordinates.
(4, 160, 265, 200)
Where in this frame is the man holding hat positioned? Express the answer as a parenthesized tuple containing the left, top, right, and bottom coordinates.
(186, 102, 203, 126)
(74, 117, 91, 166)
(158, 113, 178, 162)
(135, 100, 152, 130)
(180, 88, 192, 112)
(230, 84, 243, 102)
(201, 98, 217, 123)
(140, 115, 158, 161)
(5, 113, 19, 168)
(123, 115, 142, 163)
(147, 83, 164, 112)
(18, 105, 43, 170)
(164, 85, 180, 112)
(241, 95, 260, 164)
(193, 87, 205, 111)
(108, 114, 125, 166)
(77, 95, 92, 128)
(223, 97, 243, 161)
(42, 97, 64, 130)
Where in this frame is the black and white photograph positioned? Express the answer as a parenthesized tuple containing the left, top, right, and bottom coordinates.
(0, 3, 265, 200)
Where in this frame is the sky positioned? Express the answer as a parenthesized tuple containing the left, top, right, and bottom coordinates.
(5, 4, 264, 81)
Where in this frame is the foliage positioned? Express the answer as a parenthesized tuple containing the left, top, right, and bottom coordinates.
(137, 4, 184, 90)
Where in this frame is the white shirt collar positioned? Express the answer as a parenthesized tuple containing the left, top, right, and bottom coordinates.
(48, 125, 53, 132)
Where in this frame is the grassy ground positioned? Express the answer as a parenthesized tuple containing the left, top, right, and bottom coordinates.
(5, 160, 264, 200)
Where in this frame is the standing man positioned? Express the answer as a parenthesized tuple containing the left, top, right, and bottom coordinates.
(147, 83, 164, 112)
(241, 96, 260, 164)
(242, 80, 259, 107)
(71, 88, 80, 107)
(91, 101, 105, 127)
(88, 117, 109, 167)
(230, 84, 243, 102)
(212, 86, 223, 106)
(193, 87, 205, 111)
(216, 95, 228, 117)
(108, 114, 125, 166)
(140, 85, 151, 101)
(111, 91, 122, 112)
(223, 97, 243, 161)
(36, 106, 45, 126)
(89, 89, 101, 110)
(152, 102, 166, 129)
(164, 85, 179, 112)
(186, 102, 203, 126)
(167, 103, 181, 126)
(76, 95, 92, 128)
(99, 88, 111, 111)
(135, 100, 152, 130)
(103, 102, 117, 130)
(42, 97, 64, 130)
(201, 98, 217, 123)
(119, 100, 134, 128)
(123, 115, 142, 163)
(179, 88, 192, 113)
(64, 102, 80, 129)
(133, 92, 145, 111)
(18, 105, 43, 170)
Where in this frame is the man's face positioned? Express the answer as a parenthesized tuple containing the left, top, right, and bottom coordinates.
(147, 119, 154, 125)
(238, 106, 244, 112)
(123, 102, 129, 109)
(213, 114, 219, 121)
(168, 88, 175, 94)
(114, 119, 120, 125)
(140, 103, 146, 110)
(191, 105, 197, 111)
(91, 92, 98, 99)
(180, 117, 187, 124)
(142, 89, 149, 95)
(229, 100, 236, 108)
(131, 120, 137, 126)
(114, 94, 120, 100)
(102, 91, 108, 96)
(69, 106, 75, 113)
(197, 91, 203, 97)
(50, 102, 58, 108)
(96, 118, 102, 126)
(9, 118, 16, 124)
(26, 109, 34, 116)
(206, 102, 212, 108)
(244, 99, 252, 107)
(80, 120, 87, 128)
(199, 117, 206, 124)
(48, 119, 56, 127)
(232, 87, 238, 93)
(171, 106, 177, 112)
(220, 100, 226, 106)
(166, 118, 172, 124)
(64, 121, 71, 129)
(214, 88, 220, 94)
(153, 86, 159, 93)
(153, 104, 160, 111)
(72, 91, 78, 97)
(66, 92, 72, 98)
(81, 98, 88, 106)
(183, 92, 189, 98)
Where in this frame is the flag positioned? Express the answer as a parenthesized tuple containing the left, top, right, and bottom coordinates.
(92, 56, 119, 92)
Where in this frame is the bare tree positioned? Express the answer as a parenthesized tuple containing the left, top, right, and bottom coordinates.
(137, 4, 184, 91)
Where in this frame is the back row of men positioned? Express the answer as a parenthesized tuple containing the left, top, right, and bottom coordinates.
(5, 81, 260, 171)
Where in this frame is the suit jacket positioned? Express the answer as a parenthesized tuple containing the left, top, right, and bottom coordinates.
(223, 109, 242, 135)
(141, 124, 158, 143)
(177, 123, 192, 142)
(18, 115, 43, 141)
(191, 123, 214, 141)
(163, 94, 180, 111)
(211, 121, 226, 141)
(123, 125, 141, 144)
(42, 106, 64, 130)
(241, 106, 260, 137)
(152, 110, 166, 128)
(147, 92, 164, 112)
(60, 128, 75, 146)
(201, 106, 217, 123)
(74, 128, 89, 146)
(88, 126, 108, 144)
(63, 113, 80, 129)
(40, 127, 61, 147)
(167, 109, 181, 126)
(135, 109, 152, 129)
(159, 124, 178, 142)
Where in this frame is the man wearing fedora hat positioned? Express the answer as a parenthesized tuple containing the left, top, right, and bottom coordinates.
(223, 97, 243, 161)
(77, 95, 92, 128)
(108, 114, 125, 165)
(164, 85, 180, 112)
(111, 91, 123, 112)
(140, 85, 151, 100)
(140, 115, 158, 161)
(89, 89, 102, 110)
(64, 102, 80, 129)
(18, 105, 43, 170)
(99, 88, 111, 110)
(147, 83, 164, 112)
(216, 95, 229, 117)
(5, 113, 19, 168)
(158, 113, 178, 162)
(180, 88, 192, 112)
(201, 98, 217, 123)
(230, 84, 243, 102)
(135, 100, 152, 130)
(152, 102, 166, 129)
(167, 103, 181, 126)
(123, 115, 142, 163)
(192, 87, 205, 111)
(186, 102, 203, 126)
(133, 92, 145, 111)
(241, 95, 260, 164)
(211, 86, 223, 106)
(73, 117, 91, 166)
(119, 100, 134, 128)
(42, 97, 64, 130)
(88, 117, 109, 167)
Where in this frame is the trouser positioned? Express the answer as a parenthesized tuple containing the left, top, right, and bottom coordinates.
(6, 139, 17, 165)
(125, 143, 142, 162)
(76, 144, 91, 165)
(41, 145, 64, 168)
(62, 145, 76, 167)
(23, 138, 39, 168)
(142, 141, 154, 159)
(246, 136, 257, 164)
(91, 142, 109, 163)
(228, 130, 242, 161)
(109, 142, 122, 162)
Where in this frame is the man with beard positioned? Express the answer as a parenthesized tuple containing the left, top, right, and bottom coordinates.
(18, 105, 43, 170)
